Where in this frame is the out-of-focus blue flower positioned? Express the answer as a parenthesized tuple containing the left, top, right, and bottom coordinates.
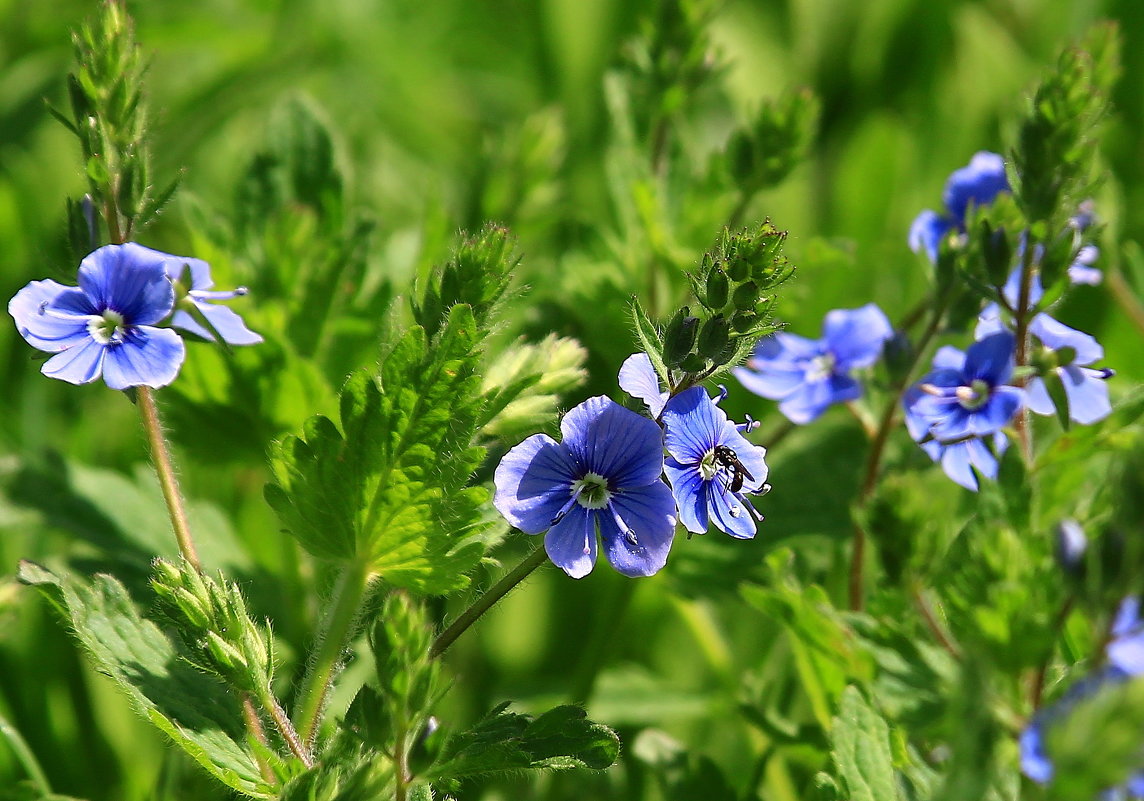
(909, 152, 1010, 262)
(1021, 597, 1144, 795)
(1055, 519, 1088, 576)
(733, 303, 892, 424)
(8, 243, 185, 389)
(903, 334, 1024, 490)
(1069, 245, 1102, 286)
(158, 248, 262, 345)
(660, 386, 769, 539)
(493, 396, 677, 578)
(619, 352, 668, 417)
(976, 268, 1113, 426)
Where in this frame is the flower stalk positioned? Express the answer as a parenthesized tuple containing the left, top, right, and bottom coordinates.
(137, 386, 201, 571)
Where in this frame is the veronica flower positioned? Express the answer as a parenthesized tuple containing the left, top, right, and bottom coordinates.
(909, 151, 1010, 263)
(8, 243, 185, 389)
(159, 249, 262, 345)
(493, 396, 677, 578)
(1068, 245, 1102, 286)
(1021, 598, 1144, 796)
(660, 386, 769, 539)
(618, 352, 668, 417)
(733, 304, 892, 424)
(977, 270, 1113, 425)
(903, 333, 1024, 490)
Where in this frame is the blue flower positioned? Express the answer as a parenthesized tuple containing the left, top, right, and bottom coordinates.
(493, 396, 677, 578)
(903, 334, 1024, 490)
(1021, 598, 1144, 796)
(660, 386, 769, 539)
(159, 249, 262, 345)
(977, 269, 1113, 426)
(733, 303, 892, 424)
(8, 243, 185, 389)
(909, 151, 1010, 263)
(1069, 244, 1102, 286)
(618, 352, 668, 417)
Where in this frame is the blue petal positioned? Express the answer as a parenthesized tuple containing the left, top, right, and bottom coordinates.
(732, 364, 807, 400)
(493, 433, 577, 533)
(974, 303, 1008, 339)
(1019, 722, 1054, 783)
(664, 457, 708, 534)
(618, 352, 667, 417)
(101, 327, 186, 390)
(967, 385, 1024, 436)
(707, 481, 757, 539)
(964, 331, 1015, 385)
(1068, 245, 1102, 286)
(78, 244, 175, 325)
(174, 302, 263, 345)
(778, 374, 859, 424)
(908, 210, 951, 263)
(544, 505, 597, 578)
(600, 482, 676, 577)
(1108, 597, 1144, 676)
(158, 251, 214, 290)
(822, 304, 892, 370)
(1030, 314, 1103, 366)
(1001, 264, 1044, 312)
(939, 441, 980, 491)
(1111, 597, 1142, 638)
(8, 280, 90, 352)
(942, 151, 1009, 222)
(765, 332, 823, 361)
(931, 346, 965, 371)
(662, 387, 722, 464)
(1060, 365, 1111, 425)
(41, 338, 106, 385)
(561, 396, 664, 489)
(1025, 377, 1055, 416)
(719, 427, 769, 492)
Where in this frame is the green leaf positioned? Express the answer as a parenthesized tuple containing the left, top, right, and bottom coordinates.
(478, 334, 588, 441)
(425, 703, 620, 789)
(266, 305, 491, 593)
(17, 562, 276, 799)
(630, 296, 670, 386)
(830, 686, 900, 801)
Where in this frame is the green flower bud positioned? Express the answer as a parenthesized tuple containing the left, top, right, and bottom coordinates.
(697, 315, 730, 359)
(664, 310, 700, 367)
(726, 256, 750, 282)
(732, 281, 759, 312)
(705, 269, 730, 310)
(982, 221, 1012, 287)
(731, 311, 758, 333)
(206, 630, 248, 675)
(680, 353, 709, 374)
(171, 586, 213, 631)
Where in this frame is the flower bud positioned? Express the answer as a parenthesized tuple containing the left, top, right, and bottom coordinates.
(705, 269, 730, 310)
(697, 315, 730, 360)
(731, 311, 758, 333)
(732, 281, 759, 312)
(982, 222, 1012, 287)
(663, 309, 700, 367)
(726, 256, 750, 282)
(680, 353, 709, 374)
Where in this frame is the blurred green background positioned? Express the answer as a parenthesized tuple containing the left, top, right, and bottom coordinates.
(1, 0, 1141, 798)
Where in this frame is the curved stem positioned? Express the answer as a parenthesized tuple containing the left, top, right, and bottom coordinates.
(262, 691, 313, 768)
(727, 186, 758, 231)
(241, 695, 277, 782)
(0, 710, 51, 797)
(430, 543, 548, 659)
(137, 386, 201, 571)
(294, 560, 372, 748)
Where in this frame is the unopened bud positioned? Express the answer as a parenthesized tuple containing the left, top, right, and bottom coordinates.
(664, 308, 700, 367)
(732, 281, 759, 312)
(697, 315, 730, 359)
(705, 269, 729, 310)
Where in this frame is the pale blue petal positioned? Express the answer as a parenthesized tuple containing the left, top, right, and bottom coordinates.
(719, 427, 769, 492)
(967, 386, 1024, 435)
(159, 252, 213, 289)
(1030, 315, 1103, 366)
(662, 387, 721, 464)
(778, 374, 859, 424)
(561, 396, 664, 489)
(1108, 597, 1144, 676)
(101, 327, 186, 390)
(601, 482, 676, 577)
(78, 244, 174, 324)
(932, 346, 965, 371)
(733, 364, 807, 400)
(707, 481, 757, 539)
(908, 210, 951, 262)
(493, 433, 576, 533)
(765, 332, 822, 361)
(1020, 723, 1053, 783)
(664, 457, 708, 534)
(939, 442, 979, 491)
(41, 338, 106, 385)
(8, 280, 90, 351)
(942, 151, 1009, 221)
(1060, 365, 1112, 425)
(545, 505, 597, 578)
(618, 352, 667, 417)
(173, 302, 263, 345)
(822, 304, 892, 370)
(974, 303, 1008, 339)
(1025, 377, 1055, 416)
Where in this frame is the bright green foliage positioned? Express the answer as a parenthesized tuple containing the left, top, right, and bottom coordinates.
(265, 304, 491, 592)
(16, 562, 278, 799)
(830, 686, 900, 801)
(424, 703, 620, 791)
(725, 89, 821, 194)
(478, 334, 588, 442)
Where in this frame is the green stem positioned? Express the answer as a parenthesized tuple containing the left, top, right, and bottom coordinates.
(294, 560, 373, 748)
(137, 386, 201, 571)
(261, 690, 313, 768)
(430, 543, 548, 659)
(727, 185, 758, 231)
(1012, 238, 1037, 463)
(240, 695, 278, 782)
(0, 710, 51, 797)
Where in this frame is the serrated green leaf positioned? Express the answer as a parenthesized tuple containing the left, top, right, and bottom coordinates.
(630, 297, 670, 386)
(267, 305, 491, 593)
(831, 686, 900, 801)
(425, 703, 619, 785)
(17, 562, 276, 799)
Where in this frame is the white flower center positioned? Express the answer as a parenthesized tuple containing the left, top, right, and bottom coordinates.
(87, 309, 126, 345)
(955, 379, 991, 411)
(699, 449, 720, 481)
(572, 472, 612, 510)
(806, 352, 835, 381)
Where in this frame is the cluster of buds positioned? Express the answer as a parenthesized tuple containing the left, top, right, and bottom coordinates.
(660, 222, 793, 382)
(150, 558, 274, 695)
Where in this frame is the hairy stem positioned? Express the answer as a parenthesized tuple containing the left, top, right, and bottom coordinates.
(294, 559, 373, 749)
(430, 543, 549, 659)
(0, 710, 52, 797)
(262, 691, 313, 768)
(241, 695, 278, 781)
(1012, 238, 1037, 463)
(137, 386, 201, 571)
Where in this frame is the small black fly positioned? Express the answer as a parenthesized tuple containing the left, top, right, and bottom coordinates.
(712, 444, 754, 493)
